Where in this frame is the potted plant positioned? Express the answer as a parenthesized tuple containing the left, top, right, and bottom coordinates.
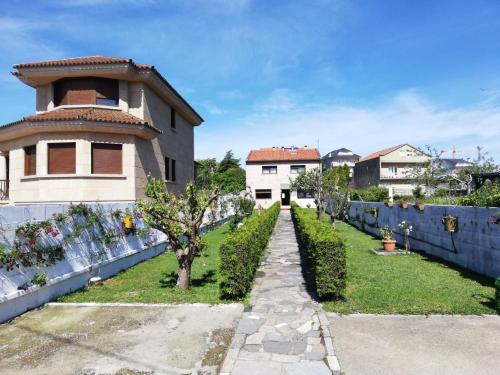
(122, 209, 135, 235)
(414, 200, 425, 211)
(442, 215, 458, 232)
(398, 199, 409, 209)
(379, 225, 396, 252)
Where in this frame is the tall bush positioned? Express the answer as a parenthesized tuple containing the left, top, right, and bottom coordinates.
(291, 202, 346, 299)
(350, 186, 389, 202)
(495, 278, 500, 313)
(219, 202, 280, 299)
(460, 181, 500, 207)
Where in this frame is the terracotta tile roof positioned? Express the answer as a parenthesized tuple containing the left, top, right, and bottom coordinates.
(246, 147, 321, 163)
(13, 56, 152, 69)
(2, 107, 160, 132)
(358, 144, 404, 162)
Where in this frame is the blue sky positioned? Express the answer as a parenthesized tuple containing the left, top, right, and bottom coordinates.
(1, 0, 500, 163)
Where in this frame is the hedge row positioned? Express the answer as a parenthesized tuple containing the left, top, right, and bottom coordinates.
(496, 278, 500, 313)
(291, 202, 346, 300)
(219, 202, 280, 299)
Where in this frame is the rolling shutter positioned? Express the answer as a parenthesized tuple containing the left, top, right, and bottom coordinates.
(48, 143, 76, 174)
(24, 145, 36, 176)
(92, 143, 122, 174)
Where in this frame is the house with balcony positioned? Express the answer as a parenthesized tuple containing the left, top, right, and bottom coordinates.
(0, 56, 203, 204)
(246, 146, 321, 208)
(353, 144, 431, 196)
(321, 147, 360, 179)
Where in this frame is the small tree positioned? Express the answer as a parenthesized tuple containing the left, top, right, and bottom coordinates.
(138, 176, 219, 289)
(290, 166, 350, 221)
(323, 167, 350, 228)
(290, 167, 325, 219)
(448, 146, 497, 194)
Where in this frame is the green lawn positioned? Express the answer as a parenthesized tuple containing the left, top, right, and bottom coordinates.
(322, 221, 497, 315)
(57, 224, 231, 304)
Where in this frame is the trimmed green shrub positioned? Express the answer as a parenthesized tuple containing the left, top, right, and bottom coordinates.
(219, 202, 280, 299)
(351, 186, 389, 202)
(496, 278, 500, 313)
(291, 202, 346, 300)
(461, 181, 500, 207)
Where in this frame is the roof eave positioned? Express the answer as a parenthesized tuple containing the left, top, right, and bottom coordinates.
(0, 120, 160, 143)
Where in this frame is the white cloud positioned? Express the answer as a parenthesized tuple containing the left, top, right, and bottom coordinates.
(195, 90, 500, 164)
(203, 101, 225, 115)
(0, 17, 65, 59)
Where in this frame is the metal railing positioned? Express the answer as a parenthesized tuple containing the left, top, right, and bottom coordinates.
(0, 180, 9, 200)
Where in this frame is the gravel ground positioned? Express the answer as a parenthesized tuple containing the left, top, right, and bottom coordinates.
(0, 303, 243, 375)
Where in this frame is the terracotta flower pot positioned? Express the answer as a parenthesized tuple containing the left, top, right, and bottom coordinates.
(415, 203, 425, 211)
(382, 240, 396, 252)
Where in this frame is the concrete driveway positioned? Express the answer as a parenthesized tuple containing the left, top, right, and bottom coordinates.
(328, 313, 500, 375)
(0, 303, 243, 375)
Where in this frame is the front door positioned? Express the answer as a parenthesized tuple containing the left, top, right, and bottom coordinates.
(281, 189, 290, 206)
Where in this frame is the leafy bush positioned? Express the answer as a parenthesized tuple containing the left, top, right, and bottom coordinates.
(496, 278, 500, 313)
(31, 273, 48, 286)
(412, 186, 424, 199)
(219, 202, 280, 299)
(291, 202, 346, 300)
(351, 186, 389, 202)
(228, 194, 256, 230)
(460, 181, 500, 207)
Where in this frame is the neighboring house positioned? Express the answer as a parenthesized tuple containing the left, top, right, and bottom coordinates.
(439, 158, 473, 173)
(0, 56, 203, 204)
(437, 158, 474, 192)
(354, 144, 431, 196)
(246, 146, 320, 208)
(321, 148, 360, 178)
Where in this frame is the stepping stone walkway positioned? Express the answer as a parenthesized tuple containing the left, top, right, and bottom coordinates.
(221, 210, 341, 375)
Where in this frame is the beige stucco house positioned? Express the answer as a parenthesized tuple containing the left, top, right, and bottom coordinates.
(0, 56, 203, 204)
(246, 147, 320, 208)
(353, 144, 431, 196)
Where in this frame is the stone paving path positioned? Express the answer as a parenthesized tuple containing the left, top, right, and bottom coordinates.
(221, 210, 340, 375)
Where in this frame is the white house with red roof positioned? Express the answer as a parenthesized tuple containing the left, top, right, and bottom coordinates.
(246, 146, 321, 208)
(0, 56, 203, 204)
(353, 144, 431, 196)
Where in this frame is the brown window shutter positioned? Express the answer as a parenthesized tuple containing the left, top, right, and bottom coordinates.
(48, 143, 76, 174)
(24, 145, 36, 176)
(53, 78, 118, 106)
(92, 143, 122, 174)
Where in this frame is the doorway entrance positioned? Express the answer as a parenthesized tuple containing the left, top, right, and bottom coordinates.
(281, 189, 290, 206)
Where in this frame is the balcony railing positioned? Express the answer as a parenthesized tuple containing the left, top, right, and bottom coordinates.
(0, 180, 9, 201)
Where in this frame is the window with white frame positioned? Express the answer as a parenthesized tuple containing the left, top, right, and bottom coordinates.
(262, 166, 277, 174)
(297, 190, 314, 199)
(290, 165, 306, 174)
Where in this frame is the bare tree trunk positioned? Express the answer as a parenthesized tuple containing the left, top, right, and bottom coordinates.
(177, 258, 191, 289)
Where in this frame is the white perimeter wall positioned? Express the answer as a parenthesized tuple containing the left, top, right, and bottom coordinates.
(348, 201, 500, 279)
